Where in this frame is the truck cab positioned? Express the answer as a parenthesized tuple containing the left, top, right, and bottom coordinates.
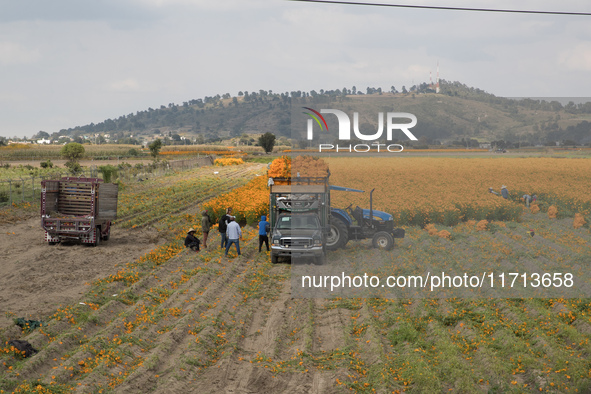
(271, 212, 325, 264)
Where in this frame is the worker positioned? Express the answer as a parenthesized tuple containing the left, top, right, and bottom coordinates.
(201, 210, 211, 248)
(258, 215, 270, 252)
(184, 228, 200, 251)
(225, 216, 242, 256)
(218, 207, 232, 249)
(522, 194, 532, 207)
(501, 185, 509, 199)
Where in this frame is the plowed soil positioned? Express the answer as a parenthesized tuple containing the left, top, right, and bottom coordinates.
(0, 217, 164, 328)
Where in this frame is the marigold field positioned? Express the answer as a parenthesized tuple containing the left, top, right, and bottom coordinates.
(326, 157, 591, 226)
(1, 155, 591, 393)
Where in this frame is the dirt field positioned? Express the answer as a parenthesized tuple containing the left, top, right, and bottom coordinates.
(1, 159, 590, 392)
(0, 217, 164, 329)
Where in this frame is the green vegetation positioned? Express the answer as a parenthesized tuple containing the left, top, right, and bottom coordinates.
(148, 139, 162, 158)
(258, 132, 276, 154)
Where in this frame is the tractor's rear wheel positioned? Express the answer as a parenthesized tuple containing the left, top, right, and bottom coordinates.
(372, 231, 394, 251)
(326, 218, 348, 251)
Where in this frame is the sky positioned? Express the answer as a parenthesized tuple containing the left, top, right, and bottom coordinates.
(1, 0, 590, 139)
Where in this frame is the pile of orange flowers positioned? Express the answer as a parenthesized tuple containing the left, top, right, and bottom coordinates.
(292, 155, 329, 177)
(573, 213, 586, 229)
(424, 223, 451, 239)
(214, 158, 244, 166)
(268, 156, 291, 178)
(268, 155, 329, 178)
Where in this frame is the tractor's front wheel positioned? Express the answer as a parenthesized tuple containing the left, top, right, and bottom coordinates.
(372, 231, 394, 251)
(326, 218, 348, 251)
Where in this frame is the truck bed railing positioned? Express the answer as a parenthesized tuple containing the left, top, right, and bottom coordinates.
(271, 177, 329, 185)
(276, 199, 320, 210)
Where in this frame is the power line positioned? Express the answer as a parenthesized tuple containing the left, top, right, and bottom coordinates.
(286, 0, 591, 16)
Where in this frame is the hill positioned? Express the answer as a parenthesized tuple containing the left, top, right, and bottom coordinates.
(54, 81, 591, 147)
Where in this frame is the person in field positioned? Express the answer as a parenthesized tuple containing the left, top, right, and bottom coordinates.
(258, 215, 270, 252)
(219, 207, 232, 249)
(184, 228, 200, 251)
(225, 216, 242, 256)
(522, 194, 532, 207)
(201, 210, 211, 248)
(501, 185, 509, 199)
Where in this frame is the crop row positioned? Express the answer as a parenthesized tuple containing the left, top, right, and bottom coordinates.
(116, 166, 258, 229)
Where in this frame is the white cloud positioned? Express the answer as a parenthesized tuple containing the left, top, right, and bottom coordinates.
(0, 41, 40, 65)
(559, 43, 591, 71)
(1, 0, 591, 138)
(108, 78, 142, 92)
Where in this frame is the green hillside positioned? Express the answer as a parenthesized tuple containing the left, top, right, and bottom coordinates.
(55, 81, 591, 146)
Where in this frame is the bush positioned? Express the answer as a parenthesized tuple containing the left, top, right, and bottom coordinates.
(128, 148, 140, 157)
(60, 142, 85, 161)
(65, 161, 82, 174)
(99, 165, 119, 183)
(40, 160, 53, 168)
(443, 209, 461, 226)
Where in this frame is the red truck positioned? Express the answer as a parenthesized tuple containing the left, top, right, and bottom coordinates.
(41, 177, 118, 246)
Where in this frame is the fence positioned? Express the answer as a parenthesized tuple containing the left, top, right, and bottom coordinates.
(0, 156, 214, 208)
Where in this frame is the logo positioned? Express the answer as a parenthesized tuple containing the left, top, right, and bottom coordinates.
(303, 107, 329, 138)
(303, 108, 418, 152)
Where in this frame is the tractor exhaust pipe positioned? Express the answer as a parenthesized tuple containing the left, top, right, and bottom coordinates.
(370, 188, 375, 229)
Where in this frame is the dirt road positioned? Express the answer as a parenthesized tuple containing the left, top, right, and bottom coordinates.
(0, 217, 163, 328)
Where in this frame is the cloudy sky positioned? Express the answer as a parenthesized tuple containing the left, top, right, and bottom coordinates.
(1, 0, 590, 138)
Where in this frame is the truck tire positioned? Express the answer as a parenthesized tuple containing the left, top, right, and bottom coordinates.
(315, 253, 326, 266)
(326, 217, 348, 251)
(271, 253, 279, 264)
(372, 231, 394, 251)
(93, 227, 101, 247)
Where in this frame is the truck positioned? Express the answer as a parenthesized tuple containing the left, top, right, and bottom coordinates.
(269, 177, 329, 265)
(40, 177, 118, 246)
(269, 175, 405, 264)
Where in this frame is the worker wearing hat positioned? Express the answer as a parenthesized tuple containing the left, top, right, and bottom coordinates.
(184, 228, 201, 251)
(501, 185, 509, 199)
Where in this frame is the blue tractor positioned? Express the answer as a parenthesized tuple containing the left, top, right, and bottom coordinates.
(325, 186, 405, 251)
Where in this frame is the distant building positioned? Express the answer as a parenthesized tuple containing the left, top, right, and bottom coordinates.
(37, 138, 51, 144)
